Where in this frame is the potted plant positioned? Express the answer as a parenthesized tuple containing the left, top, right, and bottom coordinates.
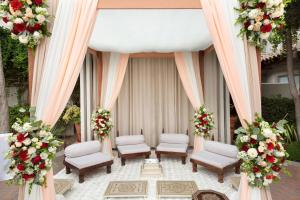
(63, 105, 81, 142)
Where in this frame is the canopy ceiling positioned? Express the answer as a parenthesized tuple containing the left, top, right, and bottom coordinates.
(88, 9, 212, 53)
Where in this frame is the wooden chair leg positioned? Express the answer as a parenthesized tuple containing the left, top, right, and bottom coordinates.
(192, 162, 197, 172)
(156, 153, 161, 162)
(121, 157, 126, 166)
(181, 156, 186, 165)
(218, 171, 224, 183)
(79, 171, 84, 183)
(66, 166, 71, 174)
(107, 165, 112, 174)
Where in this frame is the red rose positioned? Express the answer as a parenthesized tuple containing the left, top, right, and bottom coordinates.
(203, 120, 208, 125)
(241, 144, 249, 152)
(17, 164, 25, 171)
(203, 114, 208, 118)
(261, 24, 272, 33)
(250, 139, 257, 145)
(267, 143, 274, 151)
(244, 21, 251, 29)
(263, 14, 269, 20)
(34, 23, 41, 31)
(10, 0, 23, 11)
(252, 166, 260, 173)
(26, 26, 35, 33)
(256, 2, 265, 9)
(266, 155, 275, 163)
(266, 174, 273, 180)
(17, 133, 26, 143)
(272, 165, 281, 172)
(32, 155, 42, 164)
(22, 174, 35, 181)
(39, 163, 46, 169)
(41, 143, 48, 148)
(34, 0, 43, 5)
(13, 23, 26, 34)
(2, 17, 8, 23)
(19, 150, 28, 161)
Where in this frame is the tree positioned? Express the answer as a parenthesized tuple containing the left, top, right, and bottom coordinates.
(284, 0, 300, 138)
(0, 44, 9, 132)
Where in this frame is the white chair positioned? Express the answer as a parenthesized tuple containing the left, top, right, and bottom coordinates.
(64, 140, 113, 183)
(116, 129, 151, 166)
(155, 130, 189, 164)
(190, 140, 240, 183)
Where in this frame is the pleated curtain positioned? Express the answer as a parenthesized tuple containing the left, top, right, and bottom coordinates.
(23, 0, 99, 199)
(201, 0, 264, 199)
(174, 52, 205, 153)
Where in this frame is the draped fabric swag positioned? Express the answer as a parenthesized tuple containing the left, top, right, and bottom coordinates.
(174, 52, 205, 153)
(23, 0, 99, 199)
(201, 0, 265, 199)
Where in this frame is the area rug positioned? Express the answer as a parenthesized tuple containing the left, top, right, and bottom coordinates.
(104, 181, 147, 198)
(157, 181, 198, 198)
(54, 178, 74, 195)
(54, 150, 237, 200)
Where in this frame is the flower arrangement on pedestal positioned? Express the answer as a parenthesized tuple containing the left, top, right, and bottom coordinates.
(193, 106, 214, 138)
(0, 0, 51, 48)
(236, 0, 285, 48)
(91, 108, 113, 140)
(235, 115, 289, 188)
(5, 117, 61, 193)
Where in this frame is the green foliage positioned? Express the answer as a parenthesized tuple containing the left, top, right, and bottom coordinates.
(62, 105, 80, 124)
(262, 96, 295, 125)
(0, 27, 28, 87)
(287, 142, 300, 161)
(282, 123, 299, 144)
(8, 104, 30, 131)
(284, 0, 300, 31)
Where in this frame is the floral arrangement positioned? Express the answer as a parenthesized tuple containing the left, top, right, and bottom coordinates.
(63, 105, 80, 124)
(5, 116, 61, 192)
(235, 115, 289, 188)
(91, 108, 113, 140)
(0, 0, 51, 48)
(193, 106, 214, 138)
(236, 0, 285, 48)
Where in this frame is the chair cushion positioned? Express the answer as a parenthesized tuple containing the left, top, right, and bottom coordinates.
(204, 141, 238, 159)
(65, 152, 112, 169)
(159, 133, 189, 144)
(117, 143, 150, 154)
(190, 151, 239, 169)
(65, 141, 101, 158)
(115, 135, 145, 146)
(156, 143, 188, 153)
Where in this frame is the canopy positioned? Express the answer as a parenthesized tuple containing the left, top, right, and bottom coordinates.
(88, 9, 212, 53)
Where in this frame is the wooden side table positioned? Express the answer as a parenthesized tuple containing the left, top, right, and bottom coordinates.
(192, 190, 229, 200)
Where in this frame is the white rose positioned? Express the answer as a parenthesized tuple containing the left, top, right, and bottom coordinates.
(263, 128, 273, 138)
(275, 151, 285, 157)
(28, 147, 36, 154)
(22, 146, 27, 150)
(26, 0, 32, 5)
(266, 0, 275, 8)
(0, 1, 8, 6)
(263, 19, 270, 25)
(40, 152, 48, 160)
(251, 135, 258, 140)
(256, 172, 262, 177)
(260, 32, 271, 40)
(36, 142, 42, 149)
(14, 18, 23, 24)
(15, 142, 22, 147)
(38, 130, 48, 137)
(10, 145, 16, 150)
(36, 14, 46, 24)
(48, 147, 56, 153)
(19, 35, 29, 44)
(33, 31, 41, 40)
(5, 21, 13, 30)
(241, 135, 249, 142)
(32, 138, 39, 143)
(247, 148, 258, 158)
(258, 161, 267, 167)
(23, 138, 31, 146)
(258, 145, 265, 153)
(248, 9, 260, 19)
(39, 177, 44, 183)
(23, 123, 32, 131)
(41, 170, 47, 176)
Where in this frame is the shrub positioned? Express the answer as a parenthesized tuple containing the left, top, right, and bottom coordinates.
(8, 104, 30, 131)
(287, 142, 300, 162)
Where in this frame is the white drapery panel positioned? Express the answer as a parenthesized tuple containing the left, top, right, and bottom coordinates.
(201, 0, 263, 200)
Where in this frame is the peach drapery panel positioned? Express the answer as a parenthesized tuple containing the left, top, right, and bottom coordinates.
(100, 52, 130, 156)
(174, 52, 204, 153)
(22, 0, 98, 199)
(201, 0, 264, 200)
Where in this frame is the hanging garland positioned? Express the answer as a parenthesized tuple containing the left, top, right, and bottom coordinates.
(236, 0, 285, 48)
(235, 115, 289, 188)
(91, 108, 113, 140)
(0, 0, 51, 48)
(193, 106, 214, 138)
(6, 117, 61, 193)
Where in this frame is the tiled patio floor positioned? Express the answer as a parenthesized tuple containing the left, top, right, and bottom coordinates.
(1, 156, 299, 200)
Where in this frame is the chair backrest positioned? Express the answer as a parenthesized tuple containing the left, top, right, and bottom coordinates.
(159, 133, 189, 144)
(65, 140, 101, 158)
(204, 141, 238, 159)
(115, 135, 145, 146)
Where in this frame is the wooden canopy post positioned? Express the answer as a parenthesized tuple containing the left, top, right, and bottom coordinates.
(28, 48, 35, 104)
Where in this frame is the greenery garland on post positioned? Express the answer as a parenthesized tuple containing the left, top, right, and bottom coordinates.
(91, 108, 113, 141)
